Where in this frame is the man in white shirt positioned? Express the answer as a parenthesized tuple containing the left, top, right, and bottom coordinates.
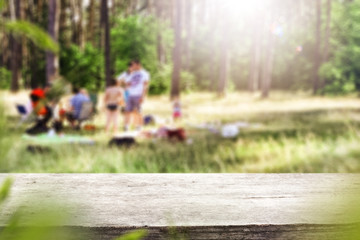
(124, 59, 150, 131)
(117, 62, 133, 85)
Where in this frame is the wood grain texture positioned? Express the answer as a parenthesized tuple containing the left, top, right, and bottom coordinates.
(0, 174, 359, 239)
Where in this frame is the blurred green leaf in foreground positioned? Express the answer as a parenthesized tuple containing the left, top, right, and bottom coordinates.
(0, 178, 147, 240)
(115, 230, 148, 240)
(5, 21, 59, 53)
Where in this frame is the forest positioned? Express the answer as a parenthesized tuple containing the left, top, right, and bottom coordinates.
(2, 2, 360, 239)
(1, 0, 360, 175)
(1, 0, 359, 97)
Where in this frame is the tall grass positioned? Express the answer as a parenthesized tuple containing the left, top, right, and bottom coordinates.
(2, 92, 360, 173)
(0, 100, 11, 171)
(4, 124, 360, 173)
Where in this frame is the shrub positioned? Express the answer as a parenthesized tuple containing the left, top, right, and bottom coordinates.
(111, 15, 173, 95)
(60, 43, 104, 92)
(0, 67, 11, 89)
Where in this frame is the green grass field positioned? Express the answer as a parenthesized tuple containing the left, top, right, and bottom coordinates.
(2, 91, 360, 173)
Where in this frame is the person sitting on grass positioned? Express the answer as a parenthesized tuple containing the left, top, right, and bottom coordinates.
(26, 87, 53, 135)
(104, 79, 124, 134)
(123, 59, 150, 131)
(66, 87, 90, 129)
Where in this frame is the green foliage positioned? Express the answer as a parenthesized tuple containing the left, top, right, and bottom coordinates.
(320, 62, 355, 94)
(189, 26, 220, 91)
(60, 44, 104, 91)
(0, 178, 13, 204)
(114, 230, 147, 240)
(111, 16, 157, 70)
(180, 71, 196, 93)
(46, 78, 72, 102)
(111, 15, 173, 95)
(0, 0, 7, 11)
(149, 64, 172, 95)
(5, 21, 59, 53)
(0, 68, 11, 89)
(320, 0, 360, 94)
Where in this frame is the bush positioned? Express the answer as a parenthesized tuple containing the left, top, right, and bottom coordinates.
(180, 70, 196, 93)
(150, 64, 172, 95)
(0, 67, 11, 89)
(111, 15, 173, 95)
(320, 1, 360, 95)
(320, 62, 355, 95)
(60, 43, 104, 92)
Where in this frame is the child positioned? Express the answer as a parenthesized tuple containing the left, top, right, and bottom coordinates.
(104, 79, 124, 134)
(26, 88, 52, 135)
(173, 98, 182, 122)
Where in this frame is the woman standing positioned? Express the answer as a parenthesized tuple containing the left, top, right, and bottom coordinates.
(104, 79, 124, 134)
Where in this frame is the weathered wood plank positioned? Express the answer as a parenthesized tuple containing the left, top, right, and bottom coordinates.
(0, 174, 359, 239)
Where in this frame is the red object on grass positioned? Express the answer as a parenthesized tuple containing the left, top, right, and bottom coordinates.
(31, 88, 45, 99)
(167, 128, 186, 141)
(59, 109, 66, 116)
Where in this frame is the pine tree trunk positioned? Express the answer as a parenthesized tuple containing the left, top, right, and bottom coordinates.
(313, 0, 322, 95)
(155, 0, 165, 65)
(0, 2, 9, 67)
(131, 0, 138, 14)
(37, 0, 44, 22)
(21, 0, 28, 88)
(70, 0, 81, 46)
(170, 0, 182, 99)
(77, 0, 84, 49)
(248, 18, 261, 92)
(261, 33, 275, 98)
(10, 0, 22, 92)
(218, 40, 228, 97)
(320, 0, 332, 91)
(323, 0, 331, 62)
(168, 0, 175, 29)
(102, 0, 111, 87)
(3, 36, 11, 70)
(217, 7, 228, 97)
(261, 13, 275, 99)
(87, 0, 96, 45)
(60, 0, 70, 46)
(184, 0, 192, 71)
(46, 0, 60, 84)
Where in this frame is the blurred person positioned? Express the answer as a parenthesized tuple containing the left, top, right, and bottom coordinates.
(66, 87, 90, 128)
(124, 60, 150, 131)
(104, 79, 124, 134)
(117, 62, 133, 110)
(26, 88, 52, 135)
(80, 88, 89, 97)
(173, 97, 182, 122)
(52, 100, 67, 134)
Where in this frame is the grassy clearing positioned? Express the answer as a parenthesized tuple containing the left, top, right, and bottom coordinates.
(2, 91, 360, 173)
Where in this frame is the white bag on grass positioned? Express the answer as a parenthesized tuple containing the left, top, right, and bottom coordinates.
(221, 124, 239, 138)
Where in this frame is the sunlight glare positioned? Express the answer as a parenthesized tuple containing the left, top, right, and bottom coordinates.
(224, 0, 263, 14)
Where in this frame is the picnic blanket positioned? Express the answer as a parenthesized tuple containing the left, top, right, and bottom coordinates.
(22, 134, 95, 145)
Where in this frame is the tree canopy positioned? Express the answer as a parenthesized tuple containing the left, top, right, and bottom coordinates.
(0, 0, 359, 96)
